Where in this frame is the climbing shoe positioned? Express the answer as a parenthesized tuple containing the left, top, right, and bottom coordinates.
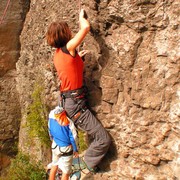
(80, 157, 101, 174)
(92, 166, 101, 173)
(87, 166, 101, 174)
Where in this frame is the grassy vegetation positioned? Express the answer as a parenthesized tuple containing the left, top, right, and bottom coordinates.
(78, 130, 88, 153)
(26, 82, 50, 147)
(4, 153, 46, 180)
(1, 81, 88, 179)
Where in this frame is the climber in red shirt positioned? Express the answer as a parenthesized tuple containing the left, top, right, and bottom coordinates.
(46, 9, 111, 175)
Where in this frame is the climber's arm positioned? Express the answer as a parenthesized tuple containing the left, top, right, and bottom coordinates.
(67, 9, 90, 56)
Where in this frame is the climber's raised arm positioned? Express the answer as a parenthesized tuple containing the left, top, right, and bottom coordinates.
(67, 9, 90, 56)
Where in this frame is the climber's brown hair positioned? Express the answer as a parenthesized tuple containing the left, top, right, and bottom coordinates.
(46, 21, 72, 48)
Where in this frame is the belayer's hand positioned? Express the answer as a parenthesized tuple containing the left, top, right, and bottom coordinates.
(73, 151, 79, 158)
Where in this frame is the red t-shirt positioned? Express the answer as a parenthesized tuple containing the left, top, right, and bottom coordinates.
(53, 47, 84, 92)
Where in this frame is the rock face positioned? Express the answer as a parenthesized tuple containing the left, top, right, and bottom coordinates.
(0, 0, 30, 174)
(2, 0, 180, 179)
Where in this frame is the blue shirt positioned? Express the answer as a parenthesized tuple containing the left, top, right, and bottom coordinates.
(48, 107, 78, 152)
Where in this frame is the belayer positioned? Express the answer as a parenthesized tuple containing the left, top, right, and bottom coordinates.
(46, 9, 111, 174)
(48, 106, 78, 180)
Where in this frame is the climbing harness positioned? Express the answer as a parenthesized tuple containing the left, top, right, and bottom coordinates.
(51, 144, 73, 157)
(60, 86, 88, 122)
(0, 0, 11, 25)
(61, 86, 86, 99)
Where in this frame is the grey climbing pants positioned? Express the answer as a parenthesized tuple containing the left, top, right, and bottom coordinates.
(64, 97, 111, 168)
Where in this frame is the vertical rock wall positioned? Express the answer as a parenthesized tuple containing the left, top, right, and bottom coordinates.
(16, 0, 179, 179)
(0, 0, 30, 174)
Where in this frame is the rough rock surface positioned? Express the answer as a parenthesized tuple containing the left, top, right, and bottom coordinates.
(0, 0, 30, 174)
(1, 0, 180, 179)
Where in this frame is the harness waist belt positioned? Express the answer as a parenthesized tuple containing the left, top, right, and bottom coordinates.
(61, 150, 73, 156)
(61, 87, 85, 98)
(52, 146, 73, 156)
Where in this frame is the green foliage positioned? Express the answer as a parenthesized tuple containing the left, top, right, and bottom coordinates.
(78, 130, 88, 153)
(11, 141, 18, 154)
(5, 153, 46, 180)
(26, 83, 50, 146)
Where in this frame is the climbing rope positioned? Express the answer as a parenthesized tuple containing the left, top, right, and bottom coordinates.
(71, 156, 93, 176)
(0, 0, 11, 25)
